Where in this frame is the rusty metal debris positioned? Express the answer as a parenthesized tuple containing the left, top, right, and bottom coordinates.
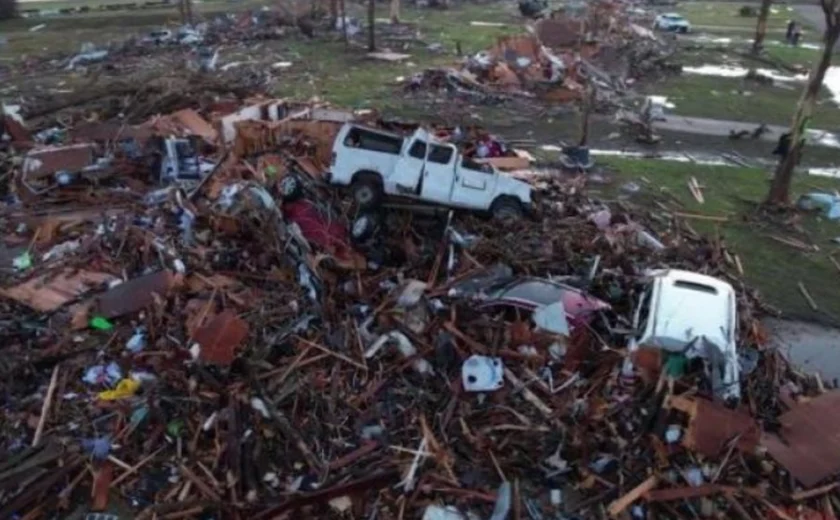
(0, 83, 838, 520)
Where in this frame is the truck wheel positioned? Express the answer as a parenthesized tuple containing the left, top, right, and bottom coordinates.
(491, 198, 524, 221)
(279, 175, 303, 202)
(351, 173, 383, 208)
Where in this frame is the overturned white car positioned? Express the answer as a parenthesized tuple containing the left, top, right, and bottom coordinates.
(325, 123, 534, 219)
(626, 269, 740, 402)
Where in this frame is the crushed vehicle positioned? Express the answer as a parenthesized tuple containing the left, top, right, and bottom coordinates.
(653, 13, 691, 33)
(450, 265, 614, 343)
(626, 269, 740, 402)
(475, 275, 612, 331)
(325, 124, 535, 220)
(141, 29, 175, 45)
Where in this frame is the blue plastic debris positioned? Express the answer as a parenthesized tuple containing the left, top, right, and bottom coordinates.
(798, 192, 840, 220)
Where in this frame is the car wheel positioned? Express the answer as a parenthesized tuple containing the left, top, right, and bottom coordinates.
(491, 197, 524, 221)
(279, 175, 303, 202)
(679, 26, 688, 34)
(351, 173, 383, 208)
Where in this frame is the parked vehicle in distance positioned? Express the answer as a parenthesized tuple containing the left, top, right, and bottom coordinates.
(141, 29, 175, 45)
(326, 124, 534, 220)
(654, 13, 691, 33)
(627, 269, 740, 402)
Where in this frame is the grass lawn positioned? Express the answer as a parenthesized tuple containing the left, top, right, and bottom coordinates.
(265, 4, 523, 109)
(764, 44, 840, 68)
(597, 157, 840, 324)
(648, 74, 840, 129)
(673, 2, 804, 29)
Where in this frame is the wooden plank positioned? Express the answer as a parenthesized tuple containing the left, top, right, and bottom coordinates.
(798, 282, 819, 311)
(607, 475, 658, 518)
(673, 212, 728, 222)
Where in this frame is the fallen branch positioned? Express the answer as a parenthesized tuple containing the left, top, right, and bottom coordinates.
(32, 365, 60, 447)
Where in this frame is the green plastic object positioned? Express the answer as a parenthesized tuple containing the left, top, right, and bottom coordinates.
(90, 316, 114, 330)
(664, 353, 688, 378)
(13, 252, 32, 270)
(167, 419, 185, 438)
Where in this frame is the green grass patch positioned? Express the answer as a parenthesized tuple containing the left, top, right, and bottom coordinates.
(268, 4, 523, 108)
(764, 44, 839, 68)
(673, 2, 804, 30)
(649, 74, 840, 128)
(598, 157, 840, 323)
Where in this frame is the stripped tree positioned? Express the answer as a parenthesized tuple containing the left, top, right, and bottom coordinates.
(752, 0, 773, 53)
(367, 0, 376, 51)
(329, 0, 338, 26)
(390, 0, 400, 24)
(766, 0, 840, 204)
(0, 0, 17, 20)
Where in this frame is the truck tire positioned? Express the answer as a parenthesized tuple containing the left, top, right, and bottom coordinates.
(279, 175, 303, 202)
(351, 173, 383, 208)
(491, 197, 524, 221)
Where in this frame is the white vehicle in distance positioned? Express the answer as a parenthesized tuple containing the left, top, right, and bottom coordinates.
(626, 269, 740, 403)
(142, 29, 175, 45)
(654, 13, 691, 33)
(326, 123, 534, 220)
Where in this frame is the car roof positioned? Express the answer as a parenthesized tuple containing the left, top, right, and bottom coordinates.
(491, 278, 568, 306)
(647, 269, 734, 347)
(663, 13, 684, 18)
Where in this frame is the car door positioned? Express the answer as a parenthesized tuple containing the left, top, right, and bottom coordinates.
(420, 143, 456, 204)
(449, 156, 496, 209)
(388, 130, 430, 195)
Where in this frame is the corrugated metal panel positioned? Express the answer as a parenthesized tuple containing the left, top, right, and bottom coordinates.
(95, 271, 175, 318)
(691, 398, 761, 456)
(1, 269, 116, 312)
(24, 144, 96, 179)
(765, 392, 840, 487)
(192, 310, 248, 366)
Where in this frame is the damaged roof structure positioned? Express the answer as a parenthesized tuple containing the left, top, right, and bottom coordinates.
(2, 70, 840, 520)
(407, 1, 678, 108)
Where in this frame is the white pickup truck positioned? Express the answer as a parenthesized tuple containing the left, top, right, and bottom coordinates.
(326, 123, 534, 219)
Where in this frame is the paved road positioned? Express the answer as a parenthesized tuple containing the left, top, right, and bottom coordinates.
(653, 115, 840, 148)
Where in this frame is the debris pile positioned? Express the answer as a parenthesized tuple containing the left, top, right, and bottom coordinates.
(2, 96, 840, 520)
(408, 1, 679, 107)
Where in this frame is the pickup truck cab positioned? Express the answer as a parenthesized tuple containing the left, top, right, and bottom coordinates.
(327, 124, 534, 219)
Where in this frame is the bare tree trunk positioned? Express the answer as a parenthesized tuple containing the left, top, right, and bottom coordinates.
(0, 0, 17, 20)
(752, 0, 772, 53)
(390, 0, 400, 24)
(767, 21, 840, 205)
(367, 0, 376, 51)
(578, 86, 596, 147)
(329, 0, 338, 27)
(185, 0, 193, 26)
(340, 0, 348, 47)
